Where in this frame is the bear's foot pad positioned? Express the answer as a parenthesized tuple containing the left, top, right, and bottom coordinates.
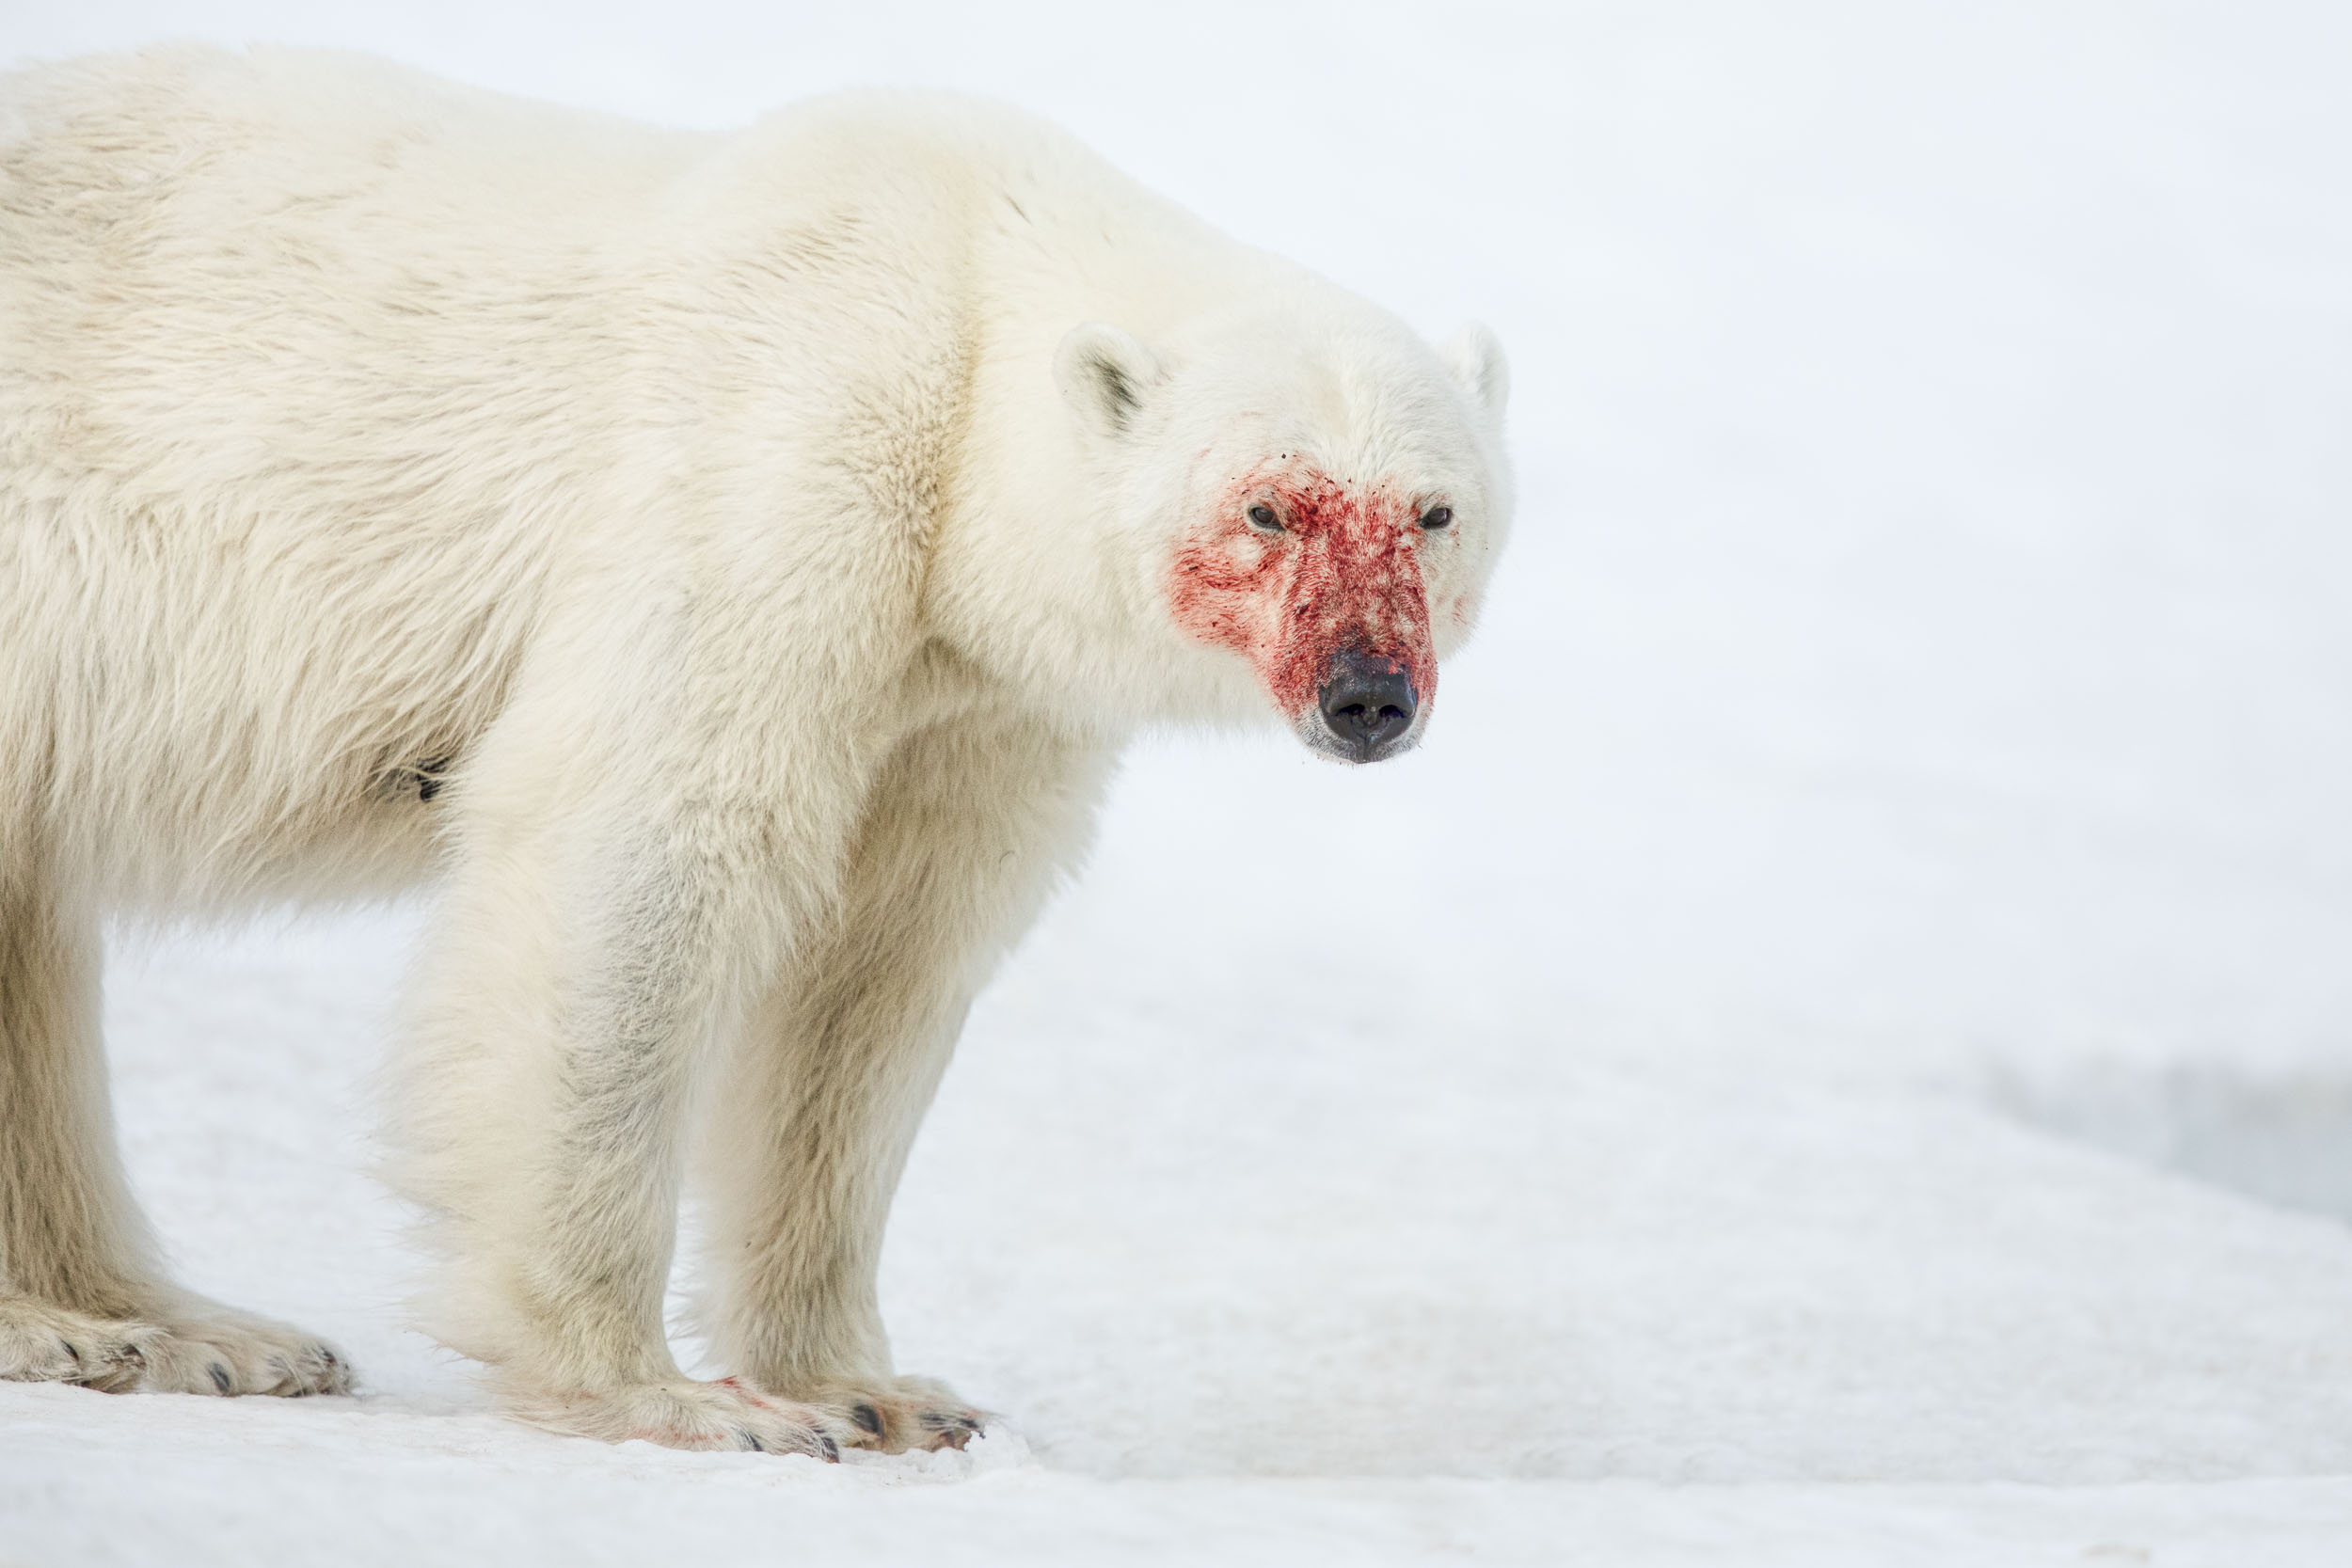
(800, 1373, 987, 1454)
(0, 1295, 151, 1391)
(0, 1293, 350, 1397)
(513, 1375, 854, 1459)
(137, 1302, 352, 1396)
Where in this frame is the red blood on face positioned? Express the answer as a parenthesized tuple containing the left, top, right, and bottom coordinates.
(1168, 464, 1437, 721)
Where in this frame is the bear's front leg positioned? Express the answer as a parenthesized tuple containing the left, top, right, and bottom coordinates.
(389, 710, 874, 1459)
(699, 718, 1109, 1452)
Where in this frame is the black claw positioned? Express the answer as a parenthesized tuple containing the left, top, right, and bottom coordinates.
(850, 1402, 882, 1435)
(818, 1433, 840, 1463)
(209, 1362, 233, 1393)
(741, 1429, 765, 1452)
(59, 1339, 81, 1366)
(929, 1413, 981, 1450)
(921, 1409, 981, 1432)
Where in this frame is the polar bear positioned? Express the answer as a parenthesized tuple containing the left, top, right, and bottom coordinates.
(0, 46, 1511, 1456)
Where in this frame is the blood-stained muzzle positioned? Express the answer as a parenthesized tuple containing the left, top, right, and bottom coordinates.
(1168, 466, 1438, 761)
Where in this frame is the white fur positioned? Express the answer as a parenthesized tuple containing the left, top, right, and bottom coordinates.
(0, 46, 1510, 1452)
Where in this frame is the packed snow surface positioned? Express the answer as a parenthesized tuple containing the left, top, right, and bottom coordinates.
(5, 3, 2351, 1563)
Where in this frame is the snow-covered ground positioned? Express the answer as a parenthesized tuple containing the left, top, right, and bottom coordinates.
(6, 4, 2351, 1562)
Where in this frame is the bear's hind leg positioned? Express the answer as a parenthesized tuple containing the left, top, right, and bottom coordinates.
(0, 860, 350, 1397)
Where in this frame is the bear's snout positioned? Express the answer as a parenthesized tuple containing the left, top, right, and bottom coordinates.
(1317, 651, 1417, 763)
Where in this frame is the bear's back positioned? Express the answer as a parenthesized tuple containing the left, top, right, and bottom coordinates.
(0, 48, 1228, 496)
(0, 49, 1245, 910)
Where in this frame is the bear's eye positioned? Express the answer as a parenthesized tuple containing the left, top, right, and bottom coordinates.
(1420, 505, 1454, 530)
(1248, 504, 1281, 531)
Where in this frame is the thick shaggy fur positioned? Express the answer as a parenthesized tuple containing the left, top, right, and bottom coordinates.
(0, 46, 1510, 1454)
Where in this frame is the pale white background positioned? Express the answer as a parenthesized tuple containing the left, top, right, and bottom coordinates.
(3, 4, 2350, 1563)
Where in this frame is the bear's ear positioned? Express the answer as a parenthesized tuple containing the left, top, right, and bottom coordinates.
(1438, 323, 1509, 428)
(1056, 322, 1168, 441)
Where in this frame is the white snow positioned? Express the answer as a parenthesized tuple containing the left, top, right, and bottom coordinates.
(6, 4, 2352, 1563)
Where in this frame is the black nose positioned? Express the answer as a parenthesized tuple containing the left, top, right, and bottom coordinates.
(1318, 652, 1417, 762)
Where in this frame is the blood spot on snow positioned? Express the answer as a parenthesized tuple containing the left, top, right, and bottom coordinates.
(1168, 463, 1437, 719)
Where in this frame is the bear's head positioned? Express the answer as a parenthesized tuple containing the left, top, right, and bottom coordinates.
(1055, 299, 1511, 763)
